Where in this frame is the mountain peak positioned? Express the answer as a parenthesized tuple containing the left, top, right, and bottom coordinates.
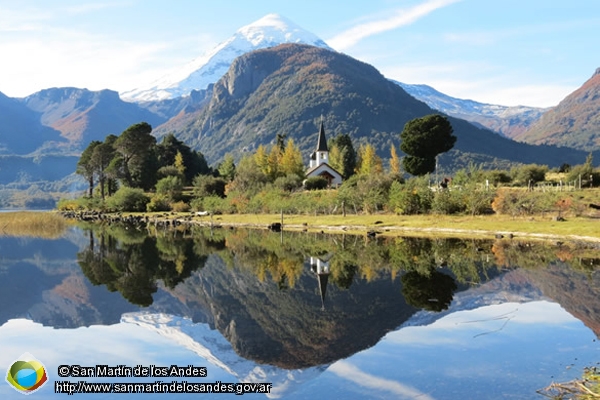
(242, 13, 298, 33)
(122, 14, 330, 102)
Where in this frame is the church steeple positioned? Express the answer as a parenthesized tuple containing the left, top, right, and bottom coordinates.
(309, 120, 329, 169)
(316, 120, 328, 152)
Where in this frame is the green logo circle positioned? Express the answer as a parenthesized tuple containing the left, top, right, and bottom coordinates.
(5, 353, 48, 395)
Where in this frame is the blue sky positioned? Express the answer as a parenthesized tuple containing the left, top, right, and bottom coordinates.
(1, 0, 598, 107)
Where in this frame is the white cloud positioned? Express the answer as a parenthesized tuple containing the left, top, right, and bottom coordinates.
(0, 6, 50, 32)
(64, 2, 132, 16)
(327, 0, 462, 51)
(329, 360, 436, 400)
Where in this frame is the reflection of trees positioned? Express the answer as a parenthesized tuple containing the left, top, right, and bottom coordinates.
(76, 222, 600, 311)
(491, 240, 600, 273)
(401, 269, 457, 312)
(77, 226, 212, 307)
(330, 261, 357, 290)
(224, 230, 306, 289)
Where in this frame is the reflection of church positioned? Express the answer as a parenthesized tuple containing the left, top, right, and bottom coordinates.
(309, 256, 331, 310)
(305, 121, 343, 187)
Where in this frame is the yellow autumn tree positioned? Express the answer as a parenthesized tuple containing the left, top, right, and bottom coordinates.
(389, 144, 402, 175)
(254, 145, 269, 175)
(357, 143, 383, 175)
(266, 145, 281, 180)
(174, 151, 186, 177)
(279, 139, 305, 178)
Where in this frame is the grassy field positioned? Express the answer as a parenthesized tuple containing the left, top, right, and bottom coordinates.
(3, 208, 598, 243)
(0, 212, 70, 238)
(171, 212, 600, 243)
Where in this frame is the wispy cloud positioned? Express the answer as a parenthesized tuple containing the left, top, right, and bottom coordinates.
(0, 6, 50, 32)
(327, 0, 462, 51)
(64, 1, 132, 16)
(329, 360, 436, 400)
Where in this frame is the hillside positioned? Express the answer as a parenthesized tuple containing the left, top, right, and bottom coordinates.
(22, 87, 167, 146)
(0, 91, 66, 154)
(155, 43, 591, 169)
(514, 68, 600, 151)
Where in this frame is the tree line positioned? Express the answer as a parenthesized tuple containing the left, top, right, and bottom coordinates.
(64, 115, 599, 217)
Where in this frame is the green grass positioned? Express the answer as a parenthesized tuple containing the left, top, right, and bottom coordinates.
(152, 212, 600, 243)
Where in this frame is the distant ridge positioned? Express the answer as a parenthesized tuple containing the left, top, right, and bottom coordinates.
(396, 82, 548, 139)
(513, 68, 600, 151)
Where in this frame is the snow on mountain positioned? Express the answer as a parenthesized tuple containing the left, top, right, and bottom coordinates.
(396, 81, 546, 119)
(394, 81, 549, 137)
(121, 312, 326, 399)
(122, 14, 331, 102)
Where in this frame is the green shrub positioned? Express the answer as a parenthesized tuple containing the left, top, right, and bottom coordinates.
(57, 196, 105, 211)
(56, 198, 81, 211)
(431, 189, 466, 215)
(336, 174, 394, 214)
(191, 195, 230, 214)
(482, 170, 512, 186)
(510, 164, 548, 187)
(156, 176, 183, 201)
(492, 189, 558, 216)
(106, 187, 149, 212)
(193, 175, 227, 198)
(274, 174, 303, 192)
(387, 177, 433, 215)
(146, 194, 171, 212)
(170, 201, 190, 213)
(157, 165, 182, 180)
(304, 176, 329, 190)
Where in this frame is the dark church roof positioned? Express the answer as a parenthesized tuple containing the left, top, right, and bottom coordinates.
(315, 121, 328, 152)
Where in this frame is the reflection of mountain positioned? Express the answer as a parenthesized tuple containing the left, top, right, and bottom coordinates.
(518, 264, 600, 338)
(2, 225, 600, 390)
(122, 312, 325, 399)
(161, 255, 416, 369)
(401, 263, 600, 339)
(0, 236, 140, 328)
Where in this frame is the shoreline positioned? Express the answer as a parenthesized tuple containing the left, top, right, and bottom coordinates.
(183, 219, 600, 245)
(59, 211, 600, 246)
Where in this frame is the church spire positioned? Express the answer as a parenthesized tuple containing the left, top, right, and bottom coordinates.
(309, 118, 330, 169)
(316, 119, 328, 152)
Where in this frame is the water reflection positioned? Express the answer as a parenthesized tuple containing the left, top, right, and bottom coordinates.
(0, 224, 599, 399)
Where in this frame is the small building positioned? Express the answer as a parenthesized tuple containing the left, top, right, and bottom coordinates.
(305, 121, 343, 187)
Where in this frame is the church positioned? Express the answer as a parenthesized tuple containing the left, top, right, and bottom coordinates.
(305, 121, 343, 187)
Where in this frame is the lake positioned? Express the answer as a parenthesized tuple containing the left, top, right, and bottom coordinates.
(1, 224, 599, 399)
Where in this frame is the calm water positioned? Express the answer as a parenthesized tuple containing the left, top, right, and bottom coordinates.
(1, 224, 599, 399)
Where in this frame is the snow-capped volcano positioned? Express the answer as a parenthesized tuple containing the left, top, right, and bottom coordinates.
(122, 14, 331, 101)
